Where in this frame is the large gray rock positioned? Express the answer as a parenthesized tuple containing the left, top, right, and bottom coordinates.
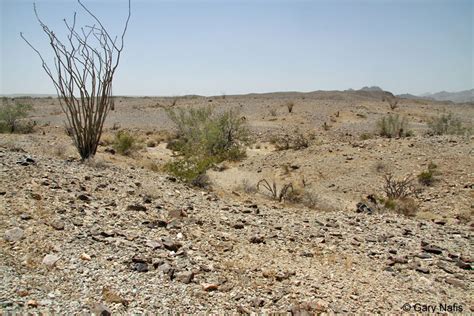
(4, 227, 24, 242)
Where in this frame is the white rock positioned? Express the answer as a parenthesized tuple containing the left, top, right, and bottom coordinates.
(4, 227, 24, 242)
(80, 253, 91, 261)
(42, 254, 60, 267)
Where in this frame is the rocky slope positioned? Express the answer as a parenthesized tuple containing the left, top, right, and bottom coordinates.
(1, 148, 472, 314)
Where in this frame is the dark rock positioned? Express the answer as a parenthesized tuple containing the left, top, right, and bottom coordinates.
(448, 253, 460, 259)
(455, 260, 472, 270)
(20, 214, 32, 220)
(131, 256, 148, 264)
(77, 194, 91, 202)
(100, 231, 115, 237)
(143, 220, 168, 229)
(422, 244, 443, 255)
(356, 202, 373, 214)
(275, 271, 291, 281)
(233, 223, 245, 229)
(127, 204, 147, 212)
(104, 148, 116, 155)
(388, 256, 408, 265)
(162, 238, 181, 251)
(30, 193, 42, 200)
(250, 235, 265, 244)
(202, 283, 218, 291)
(16, 156, 36, 166)
(133, 262, 149, 272)
(403, 229, 412, 236)
(416, 267, 430, 274)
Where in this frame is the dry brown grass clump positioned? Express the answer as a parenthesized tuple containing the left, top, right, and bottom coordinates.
(270, 130, 313, 151)
(257, 179, 293, 202)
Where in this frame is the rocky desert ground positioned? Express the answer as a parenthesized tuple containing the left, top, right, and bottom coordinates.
(1, 90, 473, 314)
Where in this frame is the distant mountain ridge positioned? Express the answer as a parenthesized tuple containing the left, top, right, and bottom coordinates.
(359, 86, 384, 92)
(2, 87, 472, 103)
(1, 93, 56, 98)
(421, 89, 473, 103)
(398, 89, 473, 103)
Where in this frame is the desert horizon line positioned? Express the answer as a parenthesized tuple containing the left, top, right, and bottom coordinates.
(2, 86, 473, 99)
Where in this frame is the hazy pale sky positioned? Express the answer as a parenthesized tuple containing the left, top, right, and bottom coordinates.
(1, 0, 472, 96)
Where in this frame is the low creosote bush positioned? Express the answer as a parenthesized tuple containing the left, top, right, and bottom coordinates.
(427, 113, 472, 136)
(360, 132, 373, 140)
(361, 194, 418, 217)
(417, 162, 440, 186)
(270, 130, 312, 151)
(164, 106, 249, 186)
(377, 114, 412, 138)
(163, 156, 213, 188)
(285, 187, 320, 209)
(113, 130, 138, 155)
(385, 197, 418, 217)
(0, 100, 34, 134)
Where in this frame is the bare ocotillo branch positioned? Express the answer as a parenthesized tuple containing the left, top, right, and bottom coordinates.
(21, 0, 131, 160)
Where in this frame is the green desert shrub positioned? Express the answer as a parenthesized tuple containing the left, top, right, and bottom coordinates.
(166, 107, 248, 159)
(360, 132, 373, 140)
(417, 162, 440, 186)
(0, 101, 34, 133)
(427, 113, 471, 136)
(164, 156, 213, 187)
(377, 114, 412, 138)
(113, 130, 138, 155)
(165, 106, 249, 185)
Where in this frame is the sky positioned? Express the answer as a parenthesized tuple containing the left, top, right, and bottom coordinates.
(0, 0, 472, 96)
